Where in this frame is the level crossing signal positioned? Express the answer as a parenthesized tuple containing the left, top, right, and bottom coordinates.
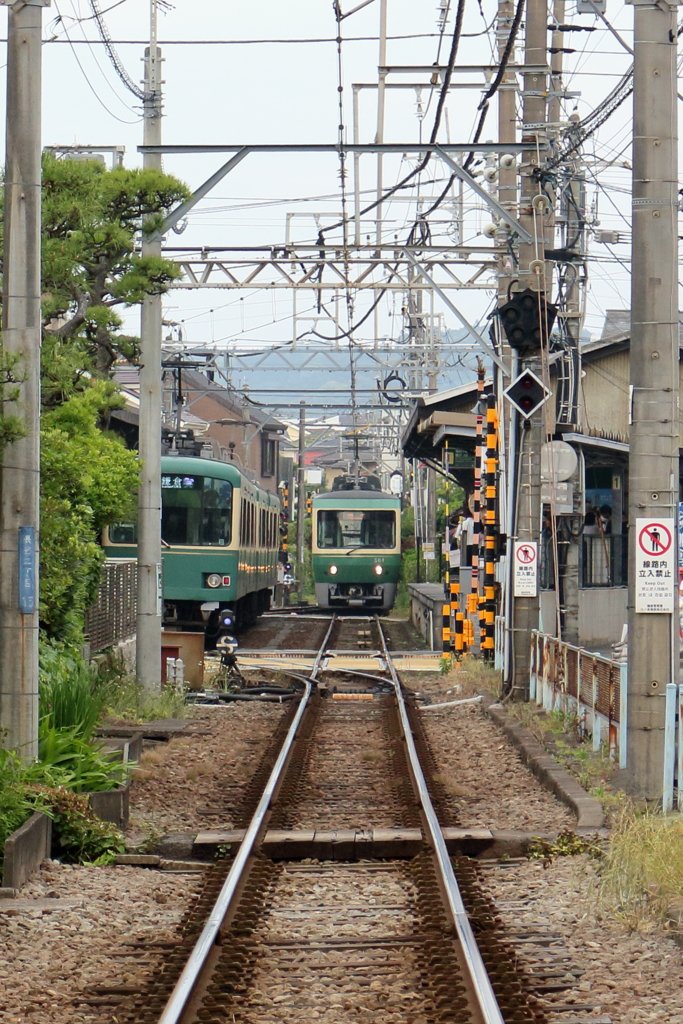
(503, 369, 551, 419)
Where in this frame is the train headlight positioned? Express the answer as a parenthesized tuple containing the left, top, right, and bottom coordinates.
(206, 573, 222, 588)
(373, 564, 384, 576)
(329, 564, 338, 575)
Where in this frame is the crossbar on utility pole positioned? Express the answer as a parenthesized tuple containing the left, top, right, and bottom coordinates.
(0, 0, 49, 758)
(137, 0, 163, 692)
(624, 0, 679, 798)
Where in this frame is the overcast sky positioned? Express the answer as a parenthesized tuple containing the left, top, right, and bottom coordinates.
(0, 1, 657, 398)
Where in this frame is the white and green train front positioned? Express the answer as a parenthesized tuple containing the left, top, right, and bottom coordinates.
(311, 489, 402, 612)
(103, 456, 279, 634)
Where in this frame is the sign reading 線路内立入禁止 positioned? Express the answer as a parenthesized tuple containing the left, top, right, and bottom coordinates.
(513, 540, 537, 598)
(635, 518, 675, 614)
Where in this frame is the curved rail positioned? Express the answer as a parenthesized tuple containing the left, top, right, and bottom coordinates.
(157, 616, 337, 1024)
(376, 619, 505, 1024)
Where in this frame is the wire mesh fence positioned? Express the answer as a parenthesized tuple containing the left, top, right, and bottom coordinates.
(84, 559, 137, 654)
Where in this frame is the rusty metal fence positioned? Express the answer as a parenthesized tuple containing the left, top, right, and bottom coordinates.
(85, 559, 137, 654)
(530, 630, 626, 763)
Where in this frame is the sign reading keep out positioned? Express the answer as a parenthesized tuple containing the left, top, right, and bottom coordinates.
(635, 518, 675, 614)
(513, 540, 538, 598)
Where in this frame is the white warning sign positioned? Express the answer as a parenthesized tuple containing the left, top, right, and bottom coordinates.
(513, 540, 538, 598)
(636, 518, 675, 614)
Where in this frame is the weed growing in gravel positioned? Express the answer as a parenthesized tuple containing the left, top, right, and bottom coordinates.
(99, 671, 188, 723)
(598, 806, 683, 930)
(528, 828, 604, 867)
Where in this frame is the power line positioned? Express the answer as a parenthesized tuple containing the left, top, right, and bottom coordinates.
(52, 2, 142, 124)
(87, 0, 145, 99)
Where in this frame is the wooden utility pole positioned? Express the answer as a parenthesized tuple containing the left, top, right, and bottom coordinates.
(0, 0, 49, 757)
(624, 0, 679, 798)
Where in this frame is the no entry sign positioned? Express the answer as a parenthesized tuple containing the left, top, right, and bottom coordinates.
(513, 540, 538, 597)
(636, 518, 675, 614)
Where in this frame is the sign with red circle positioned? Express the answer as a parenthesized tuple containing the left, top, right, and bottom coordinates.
(635, 518, 675, 614)
(638, 522, 672, 557)
(513, 540, 538, 597)
(516, 544, 537, 565)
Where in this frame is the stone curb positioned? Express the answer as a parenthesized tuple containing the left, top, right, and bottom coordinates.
(485, 702, 605, 831)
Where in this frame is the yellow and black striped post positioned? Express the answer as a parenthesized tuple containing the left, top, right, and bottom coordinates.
(442, 441, 452, 656)
(482, 393, 498, 660)
(473, 363, 485, 650)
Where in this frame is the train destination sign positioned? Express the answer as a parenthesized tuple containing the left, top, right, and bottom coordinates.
(635, 518, 675, 614)
(513, 540, 538, 597)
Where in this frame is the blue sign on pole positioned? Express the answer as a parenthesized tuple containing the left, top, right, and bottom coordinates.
(18, 526, 36, 615)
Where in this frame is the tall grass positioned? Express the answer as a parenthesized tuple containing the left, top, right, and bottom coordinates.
(599, 805, 683, 928)
(39, 641, 105, 739)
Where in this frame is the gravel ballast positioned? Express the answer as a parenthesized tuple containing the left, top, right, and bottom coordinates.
(0, 862, 199, 1024)
(416, 676, 575, 832)
(126, 702, 285, 842)
(484, 855, 683, 1022)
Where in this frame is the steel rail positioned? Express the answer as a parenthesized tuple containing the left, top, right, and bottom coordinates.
(376, 619, 506, 1024)
(157, 616, 337, 1024)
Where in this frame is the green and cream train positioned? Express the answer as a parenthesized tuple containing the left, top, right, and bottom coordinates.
(103, 455, 279, 638)
(311, 488, 402, 613)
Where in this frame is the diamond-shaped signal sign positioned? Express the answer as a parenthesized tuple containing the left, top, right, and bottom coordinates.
(503, 369, 551, 419)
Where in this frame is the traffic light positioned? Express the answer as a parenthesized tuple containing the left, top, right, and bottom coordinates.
(503, 369, 551, 419)
(495, 288, 557, 352)
(306, 495, 312, 515)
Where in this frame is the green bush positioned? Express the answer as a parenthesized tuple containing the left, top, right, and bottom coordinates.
(42, 787, 125, 865)
(36, 725, 131, 793)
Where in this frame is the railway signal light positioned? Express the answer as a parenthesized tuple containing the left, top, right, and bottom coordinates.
(494, 288, 557, 352)
(306, 495, 312, 515)
(503, 369, 551, 419)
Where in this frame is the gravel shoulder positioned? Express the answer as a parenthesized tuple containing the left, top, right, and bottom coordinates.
(0, 862, 199, 1024)
(126, 702, 285, 843)
(485, 855, 683, 1023)
(413, 670, 575, 832)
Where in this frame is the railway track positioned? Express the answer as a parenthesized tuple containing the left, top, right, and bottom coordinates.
(113, 616, 549, 1024)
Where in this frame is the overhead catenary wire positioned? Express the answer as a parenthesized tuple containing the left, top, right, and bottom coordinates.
(319, 0, 468, 243)
(52, 2, 142, 123)
(87, 0, 145, 99)
(408, 0, 525, 238)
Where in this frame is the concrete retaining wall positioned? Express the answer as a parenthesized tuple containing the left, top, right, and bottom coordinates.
(408, 583, 445, 649)
(3, 812, 52, 890)
(88, 782, 131, 829)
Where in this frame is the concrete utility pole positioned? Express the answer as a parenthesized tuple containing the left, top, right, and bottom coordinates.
(548, 0, 584, 649)
(0, 0, 49, 758)
(296, 401, 306, 580)
(508, 0, 550, 697)
(495, 0, 519, 683)
(137, 0, 163, 692)
(624, 0, 679, 798)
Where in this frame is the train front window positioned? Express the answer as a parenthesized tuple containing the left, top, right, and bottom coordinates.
(161, 475, 233, 546)
(317, 509, 395, 549)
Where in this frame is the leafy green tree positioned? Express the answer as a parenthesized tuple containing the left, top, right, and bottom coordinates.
(38, 153, 191, 394)
(40, 382, 140, 641)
